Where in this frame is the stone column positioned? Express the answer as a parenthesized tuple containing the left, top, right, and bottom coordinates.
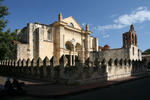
(95, 37, 99, 51)
(85, 34, 90, 60)
(84, 24, 91, 60)
(27, 23, 34, 59)
(71, 38, 76, 66)
(55, 25, 65, 64)
(73, 45, 75, 66)
(70, 52, 72, 66)
(37, 28, 43, 59)
(81, 34, 85, 63)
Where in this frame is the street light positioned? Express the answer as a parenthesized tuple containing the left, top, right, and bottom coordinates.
(71, 38, 76, 66)
(27, 48, 30, 59)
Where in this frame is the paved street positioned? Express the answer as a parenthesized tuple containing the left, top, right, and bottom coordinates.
(1, 76, 150, 100)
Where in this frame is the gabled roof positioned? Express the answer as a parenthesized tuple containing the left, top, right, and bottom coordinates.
(63, 16, 83, 30)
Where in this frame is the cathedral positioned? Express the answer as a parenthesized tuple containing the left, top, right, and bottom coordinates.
(16, 14, 141, 65)
(17, 14, 98, 65)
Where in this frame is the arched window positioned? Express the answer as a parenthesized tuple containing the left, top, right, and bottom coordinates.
(135, 35, 137, 45)
(65, 41, 74, 51)
(76, 43, 81, 51)
(132, 34, 134, 44)
(47, 30, 52, 40)
(65, 44, 71, 50)
(133, 47, 134, 55)
(138, 49, 140, 57)
(69, 23, 74, 28)
(47, 31, 50, 40)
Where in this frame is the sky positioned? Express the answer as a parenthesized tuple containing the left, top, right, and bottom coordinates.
(2, 0, 150, 51)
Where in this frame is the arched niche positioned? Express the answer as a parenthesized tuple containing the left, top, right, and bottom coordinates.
(76, 43, 82, 51)
(65, 41, 74, 51)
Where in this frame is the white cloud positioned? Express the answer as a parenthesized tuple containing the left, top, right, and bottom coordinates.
(95, 6, 150, 31)
(114, 7, 150, 25)
(82, 23, 92, 27)
(82, 23, 86, 26)
(96, 24, 124, 31)
(136, 6, 147, 11)
(103, 34, 110, 38)
(93, 30, 110, 39)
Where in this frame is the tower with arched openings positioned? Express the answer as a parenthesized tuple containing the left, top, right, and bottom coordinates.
(122, 24, 141, 60)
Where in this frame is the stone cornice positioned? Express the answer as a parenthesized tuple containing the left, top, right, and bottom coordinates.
(52, 21, 67, 27)
(85, 30, 92, 34)
(65, 25, 84, 33)
(52, 21, 92, 34)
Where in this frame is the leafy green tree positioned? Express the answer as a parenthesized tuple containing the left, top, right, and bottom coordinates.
(0, 0, 18, 60)
(142, 49, 150, 55)
(0, 0, 9, 31)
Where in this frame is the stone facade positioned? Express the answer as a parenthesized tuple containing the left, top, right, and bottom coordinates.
(95, 25, 142, 61)
(17, 44, 28, 60)
(0, 56, 148, 84)
(17, 14, 141, 64)
(0, 20, 146, 84)
(17, 14, 98, 65)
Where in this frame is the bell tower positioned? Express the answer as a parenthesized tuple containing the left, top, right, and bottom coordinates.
(123, 24, 137, 48)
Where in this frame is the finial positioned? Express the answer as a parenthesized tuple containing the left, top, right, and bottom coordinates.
(130, 24, 134, 31)
(58, 13, 63, 21)
(86, 24, 89, 31)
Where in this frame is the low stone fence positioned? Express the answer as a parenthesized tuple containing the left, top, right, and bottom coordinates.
(0, 56, 148, 84)
(106, 58, 147, 80)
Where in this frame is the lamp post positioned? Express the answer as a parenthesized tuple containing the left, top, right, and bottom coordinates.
(27, 48, 30, 59)
(71, 38, 76, 66)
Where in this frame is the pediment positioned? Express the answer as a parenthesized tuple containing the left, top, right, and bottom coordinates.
(63, 16, 83, 30)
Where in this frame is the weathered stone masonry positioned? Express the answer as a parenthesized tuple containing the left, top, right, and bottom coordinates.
(0, 56, 147, 84)
(16, 14, 98, 66)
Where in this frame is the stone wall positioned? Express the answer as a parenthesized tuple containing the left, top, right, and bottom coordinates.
(90, 47, 142, 62)
(17, 44, 29, 60)
(17, 23, 55, 60)
(17, 27, 28, 43)
(90, 48, 129, 61)
(39, 41, 54, 60)
(129, 45, 142, 60)
(64, 29, 82, 46)
(0, 56, 147, 85)
(16, 16, 99, 63)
